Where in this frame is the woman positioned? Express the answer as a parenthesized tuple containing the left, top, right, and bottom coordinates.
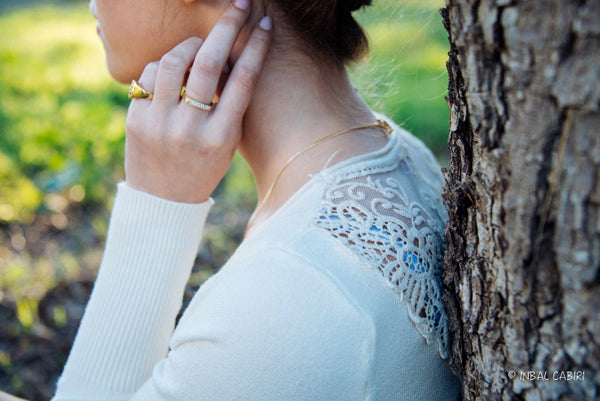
(47, 0, 462, 399)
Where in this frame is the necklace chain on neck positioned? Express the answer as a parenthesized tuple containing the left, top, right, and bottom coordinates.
(244, 119, 393, 239)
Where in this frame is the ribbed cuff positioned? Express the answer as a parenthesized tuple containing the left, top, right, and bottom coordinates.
(110, 182, 214, 253)
(55, 182, 214, 396)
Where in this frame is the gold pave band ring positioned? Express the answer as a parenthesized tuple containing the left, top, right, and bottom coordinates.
(182, 89, 213, 112)
(128, 80, 153, 100)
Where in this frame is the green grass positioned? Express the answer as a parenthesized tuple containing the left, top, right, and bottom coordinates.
(0, 4, 127, 224)
(0, 3, 128, 334)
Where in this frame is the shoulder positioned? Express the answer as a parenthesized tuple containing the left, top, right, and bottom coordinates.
(174, 247, 374, 345)
(374, 112, 443, 176)
(374, 112, 447, 214)
(162, 247, 373, 400)
(309, 115, 452, 358)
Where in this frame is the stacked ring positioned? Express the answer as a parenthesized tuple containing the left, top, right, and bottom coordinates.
(128, 80, 153, 99)
(128, 80, 213, 112)
(182, 89, 213, 111)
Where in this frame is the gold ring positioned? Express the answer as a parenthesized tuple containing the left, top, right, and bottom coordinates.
(182, 89, 213, 111)
(128, 80, 153, 99)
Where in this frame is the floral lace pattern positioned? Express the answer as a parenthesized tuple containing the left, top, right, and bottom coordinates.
(313, 168, 450, 359)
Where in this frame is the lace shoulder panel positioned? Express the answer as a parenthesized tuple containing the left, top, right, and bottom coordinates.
(312, 172, 450, 359)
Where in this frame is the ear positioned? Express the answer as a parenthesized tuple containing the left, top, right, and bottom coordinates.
(183, 0, 195, 3)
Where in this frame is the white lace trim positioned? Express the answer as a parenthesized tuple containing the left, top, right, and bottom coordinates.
(313, 172, 450, 359)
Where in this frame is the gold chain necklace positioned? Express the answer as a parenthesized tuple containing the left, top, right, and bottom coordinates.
(244, 119, 393, 239)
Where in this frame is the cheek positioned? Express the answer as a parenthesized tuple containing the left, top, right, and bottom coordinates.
(93, 1, 154, 82)
(99, 3, 224, 83)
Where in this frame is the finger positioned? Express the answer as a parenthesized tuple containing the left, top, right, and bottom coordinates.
(184, 0, 251, 105)
(214, 16, 272, 126)
(213, 63, 231, 104)
(138, 61, 159, 96)
(153, 37, 204, 104)
(129, 61, 159, 113)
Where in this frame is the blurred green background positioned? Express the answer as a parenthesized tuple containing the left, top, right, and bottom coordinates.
(0, 0, 450, 399)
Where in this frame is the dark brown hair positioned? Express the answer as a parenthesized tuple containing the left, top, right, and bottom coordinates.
(269, 0, 373, 66)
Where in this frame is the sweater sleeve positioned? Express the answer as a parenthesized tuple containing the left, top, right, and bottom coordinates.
(52, 182, 213, 401)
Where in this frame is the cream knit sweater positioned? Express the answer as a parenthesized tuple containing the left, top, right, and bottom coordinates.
(52, 113, 461, 400)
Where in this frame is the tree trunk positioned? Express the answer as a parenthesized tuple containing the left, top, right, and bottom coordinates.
(440, 0, 600, 400)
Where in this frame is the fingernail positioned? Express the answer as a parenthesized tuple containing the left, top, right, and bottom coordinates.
(234, 0, 249, 11)
(259, 16, 272, 31)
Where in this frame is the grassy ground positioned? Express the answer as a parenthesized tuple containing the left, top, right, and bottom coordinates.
(0, 1, 450, 399)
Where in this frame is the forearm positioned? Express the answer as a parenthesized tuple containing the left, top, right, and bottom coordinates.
(52, 182, 213, 399)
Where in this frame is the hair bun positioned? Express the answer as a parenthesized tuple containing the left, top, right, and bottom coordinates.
(343, 0, 372, 13)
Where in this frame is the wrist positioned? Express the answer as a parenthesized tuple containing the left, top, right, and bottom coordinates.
(123, 180, 214, 205)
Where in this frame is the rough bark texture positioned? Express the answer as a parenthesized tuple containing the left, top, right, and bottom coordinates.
(440, 0, 600, 400)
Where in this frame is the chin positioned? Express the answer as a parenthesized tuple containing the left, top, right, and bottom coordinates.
(105, 55, 140, 85)
(107, 66, 136, 85)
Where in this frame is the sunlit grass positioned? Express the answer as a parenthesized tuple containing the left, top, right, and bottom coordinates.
(0, 4, 127, 339)
(1, 5, 113, 89)
(0, 4, 127, 225)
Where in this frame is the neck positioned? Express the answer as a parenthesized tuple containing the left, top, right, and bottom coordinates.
(236, 51, 379, 203)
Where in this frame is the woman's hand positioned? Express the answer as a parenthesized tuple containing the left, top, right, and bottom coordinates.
(124, 0, 272, 203)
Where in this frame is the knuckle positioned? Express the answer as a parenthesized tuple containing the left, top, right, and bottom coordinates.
(219, 14, 240, 29)
(124, 117, 138, 135)
(229, 99, 247, 116)
(143, 62, 158, 75)
(198, 132, 225, 153)
(126, 109, 163, 141)
(140, 61, 159, 79)
(162, 115, 196, 147)
(184, 36, 204, 47)
(235, 65, 259, 90)
(252, 30, 271, 48)
(160, 52, 185, 71)
(125, 115, 147, 138)
(195, 55, 221, 77)
(168, 132, 194, 150)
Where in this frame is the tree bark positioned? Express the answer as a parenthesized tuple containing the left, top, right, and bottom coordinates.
(441, 0, 600, 400)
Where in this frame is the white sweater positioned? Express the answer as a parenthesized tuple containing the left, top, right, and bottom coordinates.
(52, 112, 461, 401)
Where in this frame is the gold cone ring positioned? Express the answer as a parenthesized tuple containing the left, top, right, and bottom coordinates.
(182, 89, 213, 112)
(128, 80, 153, 100)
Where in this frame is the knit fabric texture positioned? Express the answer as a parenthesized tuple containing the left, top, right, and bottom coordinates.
(52, 112, 461, 401)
